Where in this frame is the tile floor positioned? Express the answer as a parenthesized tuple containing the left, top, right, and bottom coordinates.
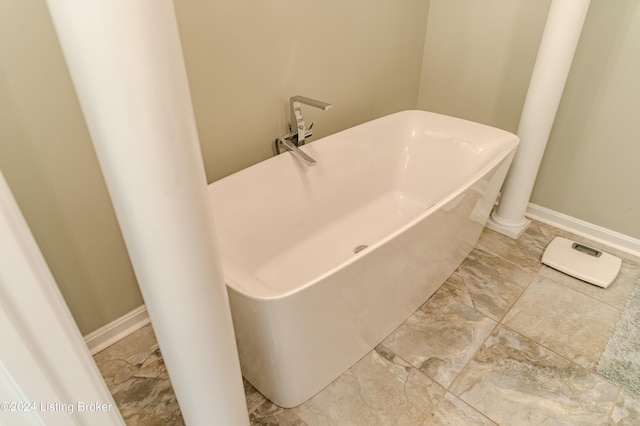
(94, 220, 640, 425)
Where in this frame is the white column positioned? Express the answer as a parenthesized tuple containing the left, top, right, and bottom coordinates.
(45, 2, 249, 425)
(486, 0, 591, 238)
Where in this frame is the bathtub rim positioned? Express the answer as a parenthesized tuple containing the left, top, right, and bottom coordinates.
(210, 110, 519, 301)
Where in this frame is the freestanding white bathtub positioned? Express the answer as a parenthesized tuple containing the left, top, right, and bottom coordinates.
(208, 110, 518, 408)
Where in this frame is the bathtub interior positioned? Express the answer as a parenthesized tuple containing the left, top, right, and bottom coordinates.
(209, 111, 517, 299)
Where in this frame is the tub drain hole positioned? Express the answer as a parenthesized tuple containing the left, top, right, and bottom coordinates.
(354, 244, 368, 254)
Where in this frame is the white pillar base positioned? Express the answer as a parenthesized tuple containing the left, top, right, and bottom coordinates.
(485, 211, 531, 239)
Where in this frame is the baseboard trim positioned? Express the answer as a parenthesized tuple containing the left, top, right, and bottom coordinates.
(526, 203, 640, 258)
(84, 305, 150, 355)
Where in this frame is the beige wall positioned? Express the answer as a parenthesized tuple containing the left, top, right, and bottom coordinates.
(531, 0, 640, 239)
(174, 0, 430, 182)
(419, 0, 640, 240)
(0, 0, 429, 333)
(418, 0, 551, 132)
(0, 1, 143, 335)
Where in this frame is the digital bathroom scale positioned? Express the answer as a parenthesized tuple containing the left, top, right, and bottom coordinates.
(541, 237, 622, 288)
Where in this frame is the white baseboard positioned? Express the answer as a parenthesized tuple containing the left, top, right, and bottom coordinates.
(526, 203, 640, 258)
(84, 305, 150, 355)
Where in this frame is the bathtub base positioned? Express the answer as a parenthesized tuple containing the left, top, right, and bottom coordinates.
(227, 157, 513, 408)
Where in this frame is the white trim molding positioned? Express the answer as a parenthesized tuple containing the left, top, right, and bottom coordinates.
(0, 170, 124, 425)
(84, 305, 150, 355)
(526, 203, 640, 258)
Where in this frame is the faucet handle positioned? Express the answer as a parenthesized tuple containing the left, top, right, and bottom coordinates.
(287, 122, 313, 135)
(292, 101, 307, 144)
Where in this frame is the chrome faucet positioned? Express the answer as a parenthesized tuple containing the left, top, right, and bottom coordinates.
(289, 96, 332, 145)
(277, 136, 317, 167)
(275, 95, 332, 166)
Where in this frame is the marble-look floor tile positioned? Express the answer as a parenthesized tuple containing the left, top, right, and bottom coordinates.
(381, 291, 496, 388)
(250, 401, 308, 425)
(451, 325, 619, 425)
(298, 349, 435, 425)
(440, 247, 535, 321)
(540, 259, 640, 310)
(92, 220, 640, 425)
(503, 277, 622, 369)
(609, 388, 640, 425)
(477, 220, 559, 274)
(431, 392, 497, 426)
(107, 347, 183, 425)
(244, 380, 268, 417)
(94, 325, 184, 425)
(94, 324, 160, 387)
(253, 347, 495, 426)
(249, 346, 497, 425)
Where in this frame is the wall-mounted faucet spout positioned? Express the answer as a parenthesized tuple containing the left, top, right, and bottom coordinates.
(277, 136, 317, 167)
(289, 95, 332, 145)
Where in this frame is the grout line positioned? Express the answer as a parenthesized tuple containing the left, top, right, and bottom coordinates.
(467, 227, 629, 404)
(538, 264, 640, 313)
(605, 386, 623, 425)
(481, 234, 623, 372)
